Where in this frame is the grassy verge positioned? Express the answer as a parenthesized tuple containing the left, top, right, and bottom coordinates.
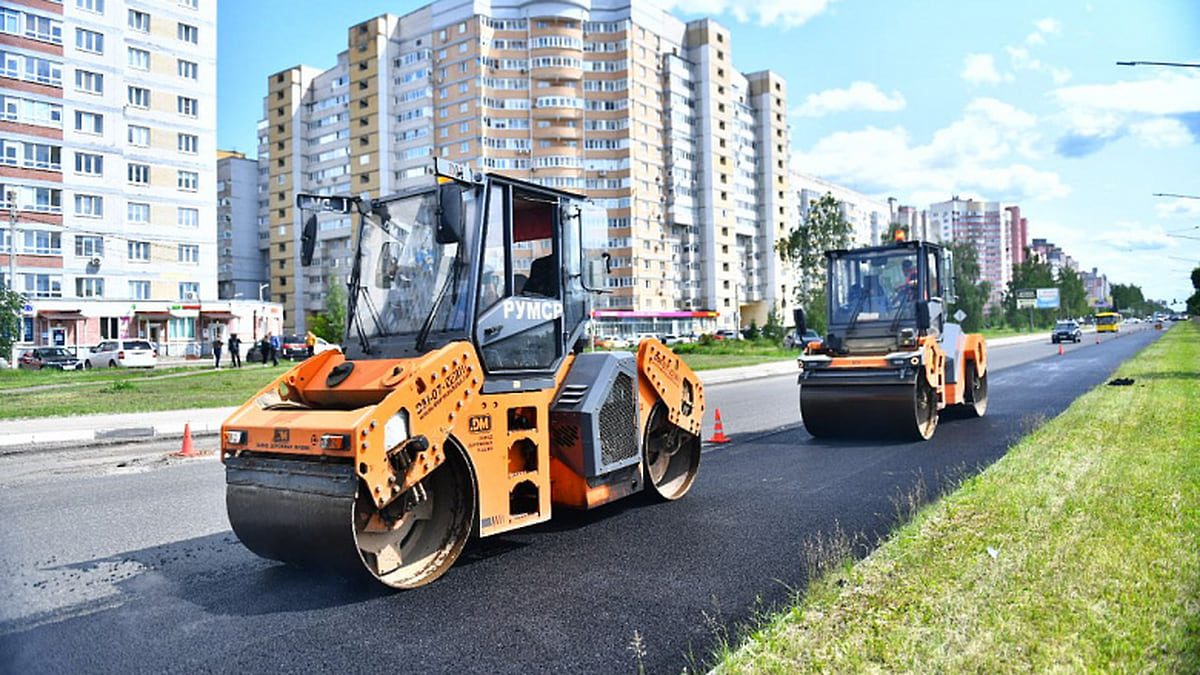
(714, 321, 1200, 673)
(0, 364, 290, 419)
(0, 363, 212, 391)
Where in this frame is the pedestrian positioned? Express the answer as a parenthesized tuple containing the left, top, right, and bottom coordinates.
(228, 333, 242, 368)
(305, 330, 316, 358)
(269, 332, 280, 366)
(260, 335, 271, 366)
(212, 335, 223, 368)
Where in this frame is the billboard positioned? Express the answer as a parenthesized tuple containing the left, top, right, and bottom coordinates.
(1035, 287, 1060, 310)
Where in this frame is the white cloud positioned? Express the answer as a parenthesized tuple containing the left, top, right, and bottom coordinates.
(962, 54, 1011, 85)
(791, 81, 905, 117)
(1130, 118, 1192, 148)
(1155, 199, 1200, 219)
(791, 98, 1068, 205)
(1096, 222, 1173, 251)
(1052, 74, 1200, 115)
(1050, 67, 1072, 85)
(657, 0, 837, 28)
(1034, 17, 1062, 35)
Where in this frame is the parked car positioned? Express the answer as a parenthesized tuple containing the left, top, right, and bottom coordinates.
(278, 334, 341, 360)
(1051, 320, 1082, 344)
(84, 339, 157, 368)
(713, 329, 741, 340)
(18, 347, 82, 371)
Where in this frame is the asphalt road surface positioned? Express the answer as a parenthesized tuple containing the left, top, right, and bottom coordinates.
(0, 327, 1162, 674)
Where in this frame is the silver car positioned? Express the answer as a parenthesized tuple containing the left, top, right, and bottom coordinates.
(85, 339, 158, 368)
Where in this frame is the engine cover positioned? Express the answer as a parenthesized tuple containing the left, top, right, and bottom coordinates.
(550, 352, 640, 478)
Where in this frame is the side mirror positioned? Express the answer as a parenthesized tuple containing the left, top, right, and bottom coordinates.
(793, 307, 807, 337)
(300, 214, 317, 266)
(436, 182, 464, 244)
(375, 242, 396, 287)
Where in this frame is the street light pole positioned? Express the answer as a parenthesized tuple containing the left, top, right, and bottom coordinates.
(1116, 60, 1200, 68)
(6, 190, 16, 292)
(258, 282, 269, 302)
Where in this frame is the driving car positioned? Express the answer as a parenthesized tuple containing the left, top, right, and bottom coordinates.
(785, 329, 824, 350)
(18, 347, 82, 371)
(84, 339, 158, 368)
(1051, 320, 1082, 344)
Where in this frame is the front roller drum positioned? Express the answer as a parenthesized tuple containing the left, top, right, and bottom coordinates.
(643, 402, 701, 500)
(226, 449, 475, 589)
(800, 376, 939, 441)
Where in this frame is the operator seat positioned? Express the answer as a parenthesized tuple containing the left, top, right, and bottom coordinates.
(522, 255, 558, 297)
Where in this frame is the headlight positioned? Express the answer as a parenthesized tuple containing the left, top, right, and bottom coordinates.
(224, 429, 248, 445)
(385, 410, 409, 451)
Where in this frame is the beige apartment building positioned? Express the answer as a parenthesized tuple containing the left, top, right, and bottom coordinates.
(261, 0, 790, 336)
(1, 0, 221, 358)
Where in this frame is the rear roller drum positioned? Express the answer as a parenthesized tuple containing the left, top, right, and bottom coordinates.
(961, 367, 988, 418)
(800, 376, 939, 441)
(643, 402, 701, 500)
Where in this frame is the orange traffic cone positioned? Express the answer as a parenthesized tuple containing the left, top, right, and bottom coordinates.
(707, 409, 730, 444)
(175, 423, 197, 457)
(1057, 344, 1064, 356)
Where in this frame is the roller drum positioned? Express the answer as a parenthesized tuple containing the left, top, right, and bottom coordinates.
(800, 376, 938, 441)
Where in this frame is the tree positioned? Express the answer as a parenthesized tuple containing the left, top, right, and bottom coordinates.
(0, 286, 22, 363)
(1056, 267, 1089, 319)
(762, 307, 785, 343)
(947, 241, 989, 333)
(1003, 255, 1056, 329)
(777, 192, 853, 329)
(1188, 267, 1200, 316)
(308, 275, 347, 342)
(1111, 283, 1145, 314)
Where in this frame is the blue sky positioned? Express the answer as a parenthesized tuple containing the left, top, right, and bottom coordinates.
(218, 1, 1200, 307)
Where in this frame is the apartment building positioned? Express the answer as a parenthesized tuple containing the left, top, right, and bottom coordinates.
(791, 170, 890, 248)
(260, 0, 789, 336)
(929, 197, 1012, 309)
(216, 150, 265, 300)
(1, 0, 220, 356)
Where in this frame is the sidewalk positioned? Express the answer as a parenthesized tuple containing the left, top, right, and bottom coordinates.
(0, 332, 1050, 454)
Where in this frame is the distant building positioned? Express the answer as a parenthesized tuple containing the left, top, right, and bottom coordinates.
(259, 0, 789, 335)
(1005, 205, 1028, 267)
(1081, 267, 1110, 310)
(929, 197, 1011, 309)
(790, 171, 890, 248)
(216, 151, 266, 301)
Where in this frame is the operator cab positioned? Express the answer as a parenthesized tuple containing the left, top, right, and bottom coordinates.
(823, 241, 947, 354)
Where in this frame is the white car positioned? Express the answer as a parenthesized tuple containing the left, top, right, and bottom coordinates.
(85, 339, 158, 368)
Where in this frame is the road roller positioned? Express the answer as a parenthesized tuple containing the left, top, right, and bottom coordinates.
(221, 160, 704, 588)
(795, 239, 987, 440)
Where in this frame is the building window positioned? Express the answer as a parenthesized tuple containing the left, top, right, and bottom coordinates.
(177, 133, 198, 154)
(128, 9, 149, 32)
(127, 86, 150, 109)
(177, 170, 198, 191)
(177, 96, 198, 117)
(178, 281, 199, 300)
(75, 28, 104, 53)
(177, 207, 198, 228)
(127, 202, 150, 223)
(177, 23, 198, 44)
(100, 316, 119, 338)
(75, 277, 104, 298)
(74, 111, 103, 135)
(128, 47, 149, 70)
(74, 235, 103, 258)
(22, 273, 62, 298)
(129, 280, 150, 299)
(74, 69, 103, 94)
(127, 163, 150, 185)
(178, 244, 198, 263)
(128, 125, 150, 146)
(77, 0, 105, 13)
(24, 229, 61, 254)
(177, 59, 198, 80)
(74, 194, 103, 217)
(169, 316, 196, 338)
(127, 240, 150, 261)
(180, 0, 198, 8)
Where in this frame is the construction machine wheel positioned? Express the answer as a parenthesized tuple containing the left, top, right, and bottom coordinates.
(643, 402, 701, 500)
(800, 375, 939, 441)
(960, 366, 988, 418)
(226, 445, 476, 589)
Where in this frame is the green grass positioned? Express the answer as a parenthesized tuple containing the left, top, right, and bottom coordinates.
(0, 363, 212, 391)
(0, 364, 291, 419)
(714, 321, 1200, 673)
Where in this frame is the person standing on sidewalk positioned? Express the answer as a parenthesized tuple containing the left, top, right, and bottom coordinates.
(260, 335, 271, 366)
(228, 334, 242, 368)
(212, 336, 223, 369)
(269, 332, 280, 366)
(305, 330, 317, 358)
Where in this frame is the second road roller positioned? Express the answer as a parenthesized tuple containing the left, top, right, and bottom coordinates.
(795, 238, 988, 440)
(220, 160, 704, 588)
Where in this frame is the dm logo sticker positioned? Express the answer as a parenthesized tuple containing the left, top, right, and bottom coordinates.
(273, 428, 290, 443)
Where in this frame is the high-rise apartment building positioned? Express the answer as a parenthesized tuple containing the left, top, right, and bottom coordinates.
(930, 197, 1012, 309)
(791, 171, 890, 248)
(260, 0, 789, 335)
(216, 150, 265, 300)
(1005, 205, 1028, 267)
(1, 0, 217, 355)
